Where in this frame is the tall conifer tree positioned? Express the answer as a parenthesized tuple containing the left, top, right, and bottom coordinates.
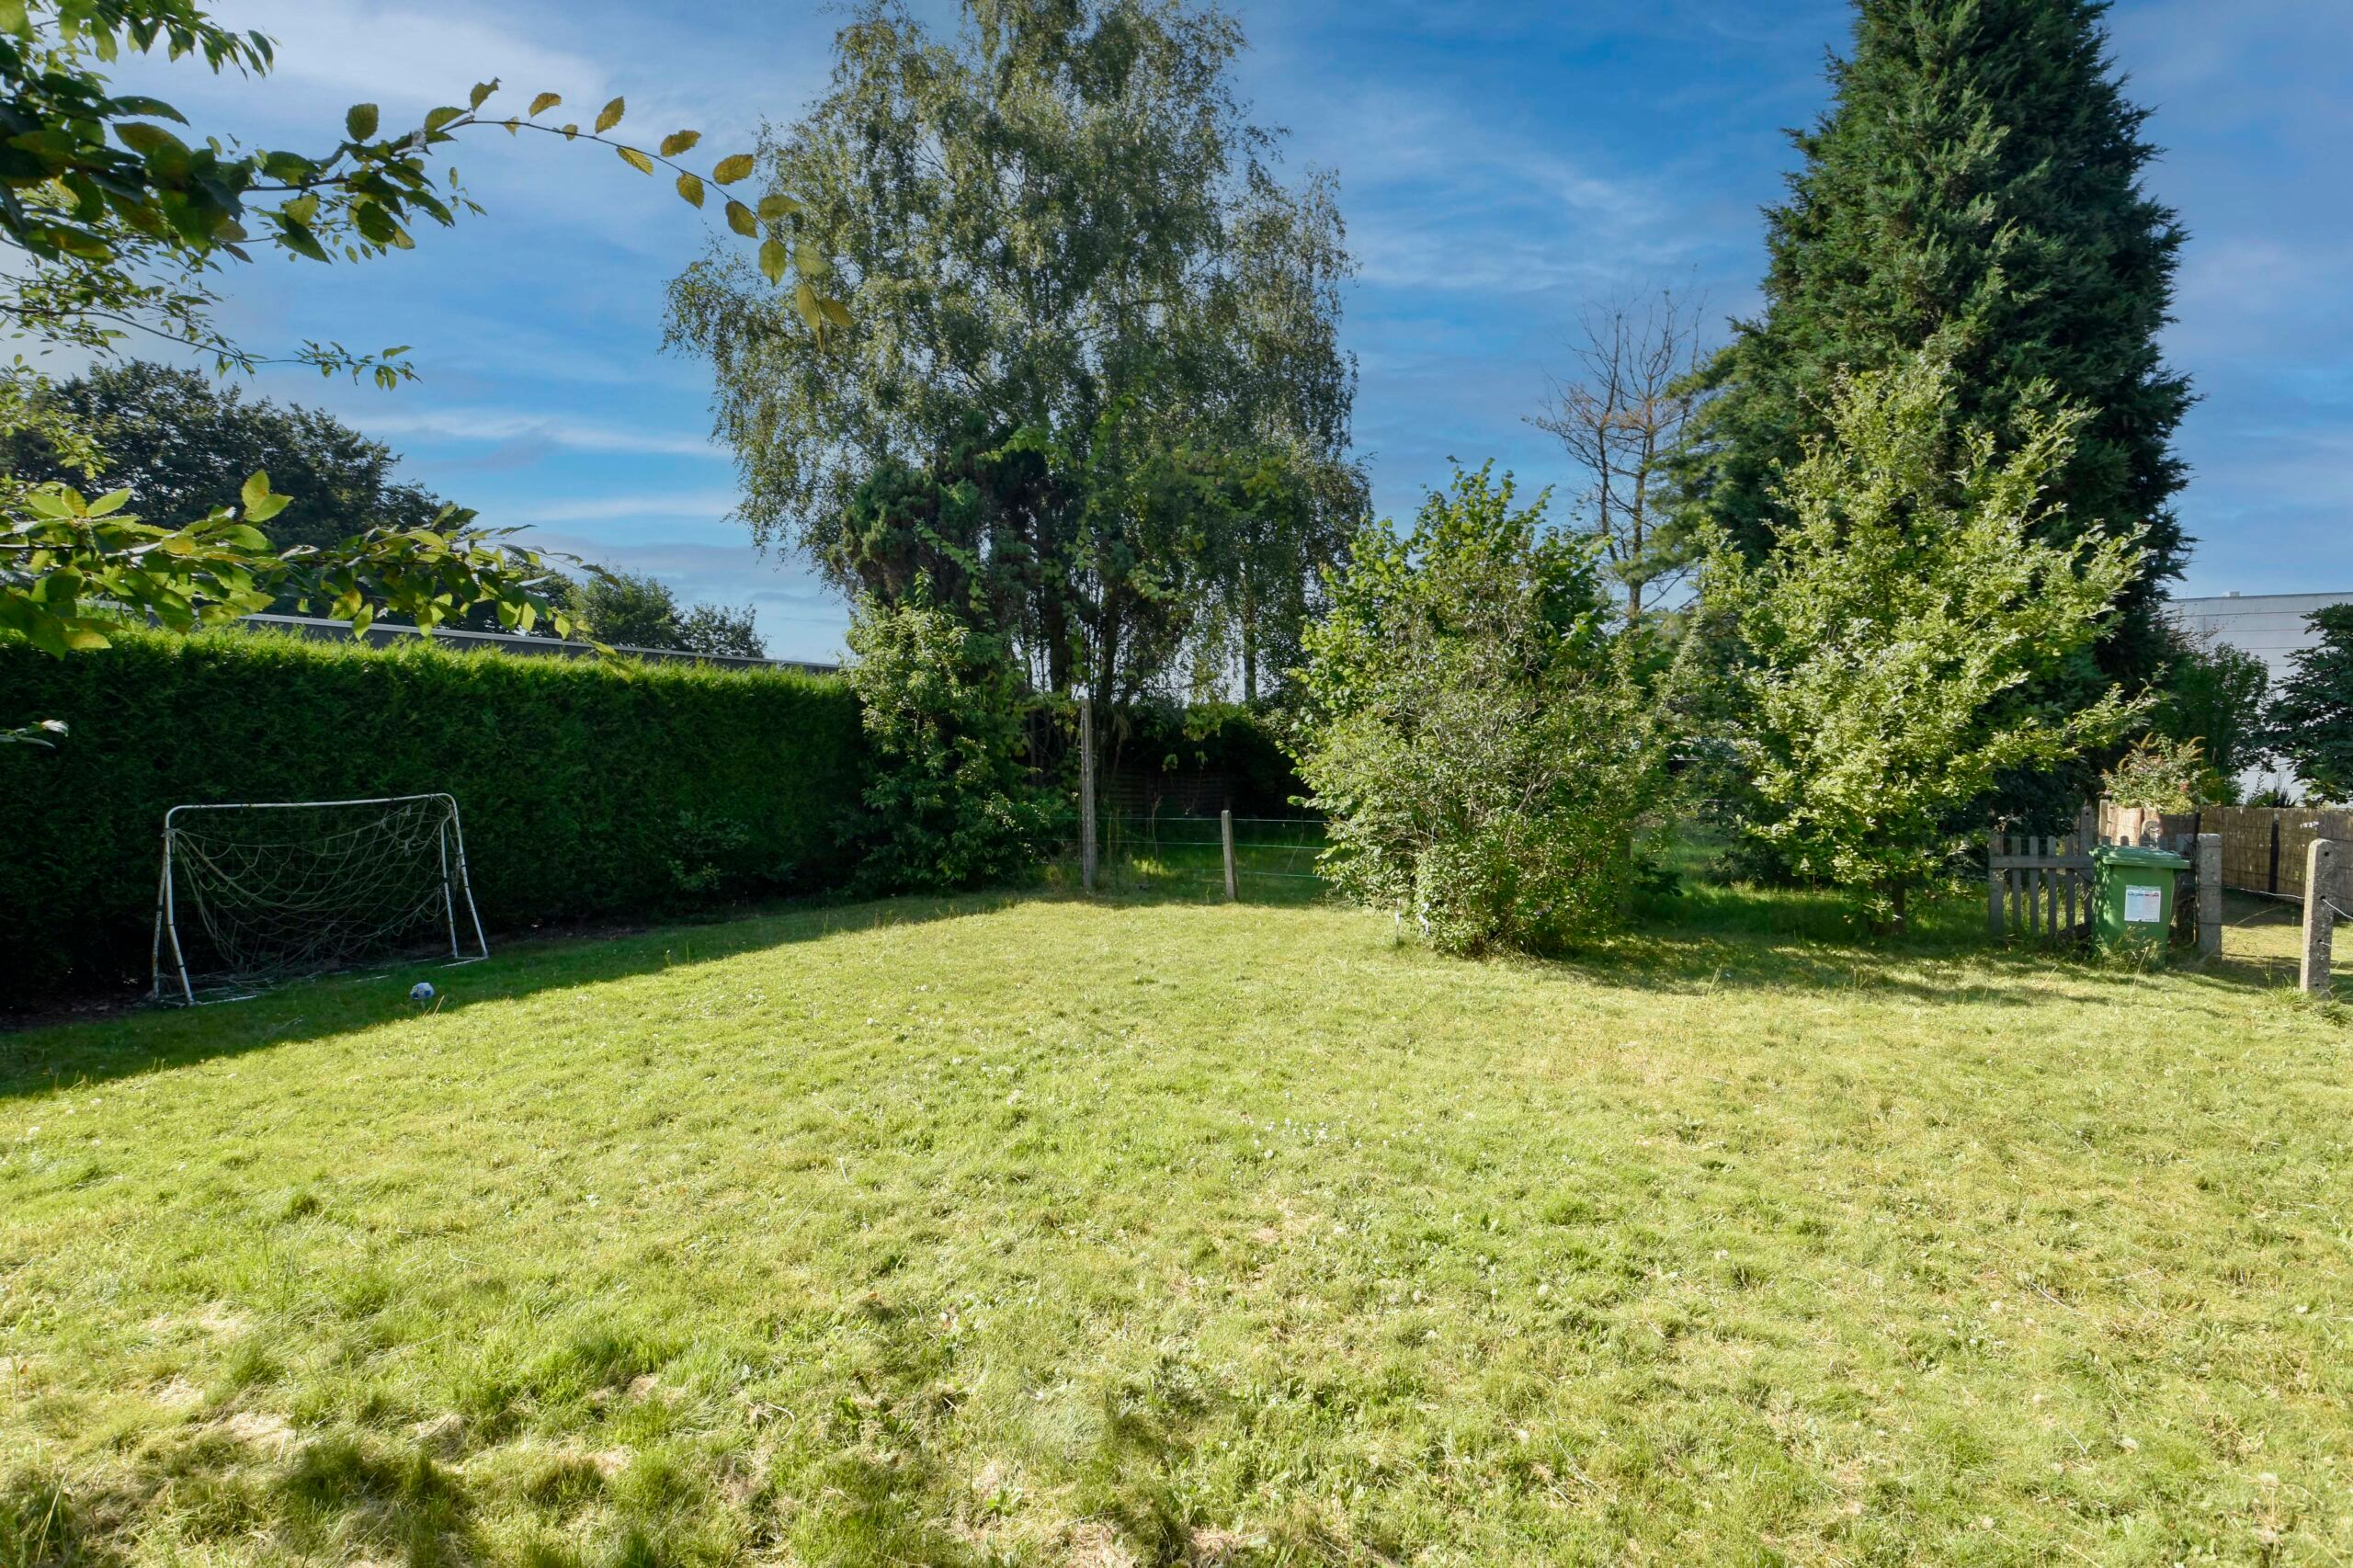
(1684, 0, 2190, 687)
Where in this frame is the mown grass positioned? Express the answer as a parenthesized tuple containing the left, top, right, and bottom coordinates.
(1, 878, 2347, 1565)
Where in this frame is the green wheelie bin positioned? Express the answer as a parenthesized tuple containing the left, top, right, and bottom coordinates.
(2090, 843, 2189, 961)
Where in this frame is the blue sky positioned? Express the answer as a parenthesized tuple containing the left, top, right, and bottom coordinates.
(99, 0, 2353, 662)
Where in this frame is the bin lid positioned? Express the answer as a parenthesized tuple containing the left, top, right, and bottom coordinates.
(2091, 843, 2189, 869)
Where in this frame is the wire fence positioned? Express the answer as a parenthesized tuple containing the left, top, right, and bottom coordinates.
(1099, 812, 1329, 901)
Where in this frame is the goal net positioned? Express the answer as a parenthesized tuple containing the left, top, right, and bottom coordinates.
(151, 794, 488, 1003)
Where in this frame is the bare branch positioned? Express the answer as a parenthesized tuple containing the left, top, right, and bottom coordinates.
(1529, 286, 1711, 623)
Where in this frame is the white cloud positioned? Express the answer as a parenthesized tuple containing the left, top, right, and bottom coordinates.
(497, 489, 745, 524)
(357, 407, 723, 458)
(226, 0, 615, 111)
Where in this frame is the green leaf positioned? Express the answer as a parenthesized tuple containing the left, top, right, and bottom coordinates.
(724, 199, 757, 238)
(675, 172, 705, 208)
(106, 96, 187, 123)
(758, 237, 789, 285)
(240, 472, 273, 511)
(560, 123, 579, 141)
(616, 145, 654, 176)
(0, 2, 29, 40)
(711, 153, 756, 185)
(281, 193, 321, 226)
(116, 122, 190, 159)
(424, 105, 465, 133)
(819, 297, 853, 329)
(757, 193, 799, 222)
(659, 130, 700, 157)
(529, 91, 562, 117)
(595, 96, 625, 133)
(469, 78, 499, 110)
(346, 102, 378, 141)
(86, 489, 132, 517)
(278, 222, 329, 263)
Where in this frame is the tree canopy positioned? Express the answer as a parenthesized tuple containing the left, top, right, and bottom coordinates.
(566, 570, 765, 659)
(666, 0, 1360, 704)
(1697, 353, 2142, 924)
(2267, 606, 2353, 804)
(5, 361, 445, 553)
(1680, 0, 2189, 692)
(2149, 623, 2269, 802)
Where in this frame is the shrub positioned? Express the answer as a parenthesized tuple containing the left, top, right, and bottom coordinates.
(0, 625, 865, 1005)
(842, 586, 1063, 893)
(1292, 465, 1665, 956)
(2102, 735, 2210, 812)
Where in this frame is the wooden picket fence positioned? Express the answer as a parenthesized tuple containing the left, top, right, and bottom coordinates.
(1987, 826, 2097, 940)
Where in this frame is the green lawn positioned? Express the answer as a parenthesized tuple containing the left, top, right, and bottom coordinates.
(2, 881, 2347, 1565)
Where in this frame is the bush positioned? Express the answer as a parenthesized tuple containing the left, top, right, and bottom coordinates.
(842, 587, 1063, 893)
(2102, 735, 2210, 812)
(0, 625, 866, 1005)
(1292, 465, 1665, 956)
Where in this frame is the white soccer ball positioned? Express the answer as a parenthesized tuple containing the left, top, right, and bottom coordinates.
(410, 982, 437, 1004)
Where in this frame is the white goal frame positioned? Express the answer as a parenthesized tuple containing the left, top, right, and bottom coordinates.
(150, 792, 490, 1005)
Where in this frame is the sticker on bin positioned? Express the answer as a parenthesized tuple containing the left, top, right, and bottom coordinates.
(2123, 884, 2164, 924)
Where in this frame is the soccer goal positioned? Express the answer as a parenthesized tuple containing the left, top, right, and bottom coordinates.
(150, 793, 489, 1005)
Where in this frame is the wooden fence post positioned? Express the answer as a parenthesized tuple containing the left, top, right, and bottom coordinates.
(1079, 696, 1097, 893)
(2197, 832, 2222, 959)
(2302, 838, 2340, 997)
(1988, 831, 2005, 937)
(1222, 809, 1237, 902)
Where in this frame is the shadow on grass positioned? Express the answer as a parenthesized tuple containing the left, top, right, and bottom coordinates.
(0, 888, 1041, 1101)
(3, 871, 2313, 1103)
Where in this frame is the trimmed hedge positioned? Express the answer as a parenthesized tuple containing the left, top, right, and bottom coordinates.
(0, 626, 867, 1005)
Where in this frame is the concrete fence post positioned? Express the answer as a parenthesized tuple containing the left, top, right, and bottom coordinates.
(2302, 838, 2342, 998)
(2197, 832, 2222, 959)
